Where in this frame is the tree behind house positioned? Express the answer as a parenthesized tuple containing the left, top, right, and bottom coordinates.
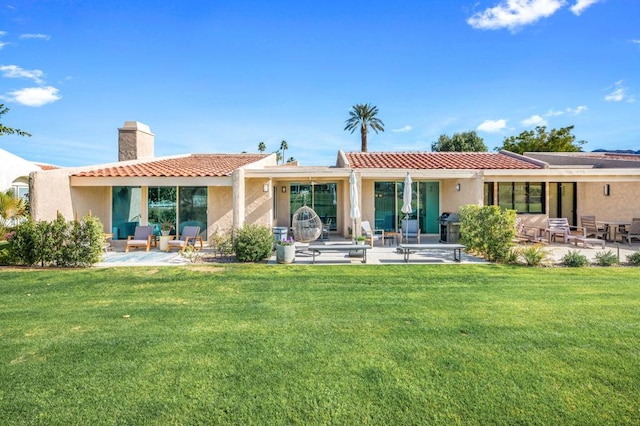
(497, 125, 585, 154)
(432, 131, 487, 152)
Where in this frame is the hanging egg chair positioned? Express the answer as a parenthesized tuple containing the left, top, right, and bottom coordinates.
(292, 205, 322, 243)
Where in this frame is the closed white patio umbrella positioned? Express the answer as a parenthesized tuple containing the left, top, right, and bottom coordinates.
(349, 170, 360, 240)
(401, 172, 413, 242)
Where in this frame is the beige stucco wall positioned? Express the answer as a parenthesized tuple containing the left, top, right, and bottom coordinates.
(578, 182, 640, 221)
(245, 179, 273, 228)
(209, 186, 233, 239)
(440, 178, 483, 213)
(30, 169, 75, 222)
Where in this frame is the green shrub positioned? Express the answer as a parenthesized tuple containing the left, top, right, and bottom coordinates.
(504, 247, 521, 265)
(561, 250, 589, 267)
(0, 240, 11, 265)
(626, 251, 640, 266)
(459, 205, 516, 262)
(594, 250, 619, 267)
(211, 228, 234, 257)
(518, 244, 551, 266)
(233, 224, 273, 262)
(6, 213, 104, 267)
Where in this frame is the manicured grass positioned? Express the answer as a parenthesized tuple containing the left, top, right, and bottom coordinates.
(1, 265, 639, 424)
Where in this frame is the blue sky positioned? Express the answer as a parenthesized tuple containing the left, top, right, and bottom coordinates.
(0, 0, 638, 167)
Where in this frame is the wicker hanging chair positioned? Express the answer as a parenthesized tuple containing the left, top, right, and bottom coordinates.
(292, 205, 322, 243)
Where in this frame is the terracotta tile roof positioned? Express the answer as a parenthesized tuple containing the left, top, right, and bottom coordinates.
(37, 164, 59, 170)
(345, 152, 542, 169)
(73, 154, 269, 177)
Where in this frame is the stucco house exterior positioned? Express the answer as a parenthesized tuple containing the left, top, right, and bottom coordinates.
(29, 121, 640, 242)
(0, 147, 55, 200)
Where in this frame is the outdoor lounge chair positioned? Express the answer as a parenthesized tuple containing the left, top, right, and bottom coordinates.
(166, 226, 203, 252)
(400, 219, 421, 244)
(515, 217, 541, 243)
(361, 220, 384, 247)
(545, 218, 573, 244)
(579, 216, 608, 240)
(620, 218, 640, 246)
(125, 225, 155, 252)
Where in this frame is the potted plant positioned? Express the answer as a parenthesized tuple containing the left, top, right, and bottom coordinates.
(160, 221, 173, 236)
(355, 235, 367, 245)
(276, 237, 296, 264)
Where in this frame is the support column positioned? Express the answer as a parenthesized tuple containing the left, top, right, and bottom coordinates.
(232, 168, 245, 231)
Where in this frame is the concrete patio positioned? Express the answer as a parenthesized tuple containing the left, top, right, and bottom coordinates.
(96, 235, 640, 267)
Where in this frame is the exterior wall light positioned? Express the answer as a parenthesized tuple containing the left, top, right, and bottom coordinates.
(604, 184, 610, 196)
(455, 183, 461, 192)
(263, 184, 269, 193)
(281, 186, 287, 193)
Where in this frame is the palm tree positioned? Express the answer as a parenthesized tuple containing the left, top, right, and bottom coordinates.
(344, 103, 384, 152)
(274, 150, 283, 164)
(280, 140, 288, 164)
(286, 157, 296, 163)
(0, 189, 27, 234)
(258, 141, 266, 153)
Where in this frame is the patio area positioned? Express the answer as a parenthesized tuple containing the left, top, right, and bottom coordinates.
(96, 235, 640, 267)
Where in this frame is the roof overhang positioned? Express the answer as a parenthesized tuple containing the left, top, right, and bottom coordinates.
(70, 176, 233, 187)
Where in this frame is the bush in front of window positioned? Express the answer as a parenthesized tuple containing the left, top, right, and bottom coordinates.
(459, 205, 516, 262)
(233, 224, 273, 262)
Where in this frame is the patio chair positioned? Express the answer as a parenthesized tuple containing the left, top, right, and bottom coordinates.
(620, 218, 640, 246)
(361, 220, 384, 247)
(545, 218, 573, 244)
(125, 225, 155, 252)
(166, 226, 204, 252)
(321, 218, 332, 240)
(515, 217, 541, 243)
(400, 219, 421, 244)
(579, 216, 608, 240)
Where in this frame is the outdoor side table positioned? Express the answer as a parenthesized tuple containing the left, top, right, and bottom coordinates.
(159, 235, 174, 251)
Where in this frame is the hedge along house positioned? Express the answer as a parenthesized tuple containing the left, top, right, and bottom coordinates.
(29, 121, 640, 242)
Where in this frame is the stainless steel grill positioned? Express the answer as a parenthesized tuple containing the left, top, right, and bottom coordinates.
(439, 212, 460, 243)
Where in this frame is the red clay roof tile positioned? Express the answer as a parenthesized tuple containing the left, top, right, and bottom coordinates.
(345, 152, 541, 169)
(73, 154, 269, 178)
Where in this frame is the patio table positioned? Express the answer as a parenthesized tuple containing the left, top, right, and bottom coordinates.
(599, 220, 630, 242)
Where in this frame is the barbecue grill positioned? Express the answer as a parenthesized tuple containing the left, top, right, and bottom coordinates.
(439, 212, 460, 243)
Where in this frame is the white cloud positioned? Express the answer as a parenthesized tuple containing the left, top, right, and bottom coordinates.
(545, 105, 588, 116)
(604, 80, 628, 102)
(477, 119, 507, 133)
(391, 125, 413, 133)
(3, 86, 61, 106)
(570, 0, 601, 15)
(567, 105, 588, 115)
(20, 33, 51, 40)
(521, 114, 547, 126)
(0, 64, 45, 83)
(467, 0, 566, 31)
(0, 42, 7, 49)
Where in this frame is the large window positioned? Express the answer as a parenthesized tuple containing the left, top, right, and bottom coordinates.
(112, 186, 142, 239)
(147, 186, 207, 237)
(289, 183, 337, 230)
(374, 181, 440, 233)
(498, 182, 545, 213)
(148, 187, 177, 234)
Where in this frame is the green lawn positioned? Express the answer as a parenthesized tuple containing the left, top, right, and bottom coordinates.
(1, 265, 639, 424)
